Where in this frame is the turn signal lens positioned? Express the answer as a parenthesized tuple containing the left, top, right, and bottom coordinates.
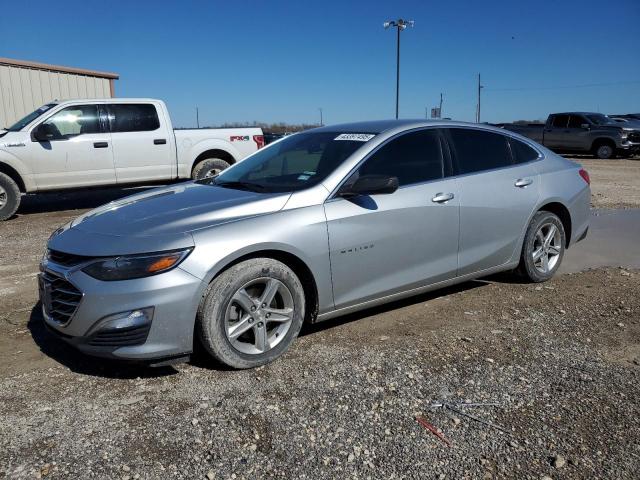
(147, 254, 181, 273)
(579, 168, 590, 185)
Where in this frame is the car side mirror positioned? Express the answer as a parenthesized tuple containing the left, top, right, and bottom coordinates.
(580, 123, 590, 130)
(339, 174, 399, 197)
(31, 124, 59, 142)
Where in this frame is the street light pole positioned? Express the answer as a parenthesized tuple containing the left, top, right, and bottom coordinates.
(318, 107, 323, 126)
(384, 19, 414, 119)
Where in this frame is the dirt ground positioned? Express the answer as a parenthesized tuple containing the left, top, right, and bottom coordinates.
(0, 158, 639, 479)
(572, 157, 640, 209)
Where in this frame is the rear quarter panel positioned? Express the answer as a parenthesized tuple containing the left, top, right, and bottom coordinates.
(174, 128, 262, 178)
(531, 152, 590, 247)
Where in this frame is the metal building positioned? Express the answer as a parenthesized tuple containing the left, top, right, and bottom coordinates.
(0, 57, 119, 127)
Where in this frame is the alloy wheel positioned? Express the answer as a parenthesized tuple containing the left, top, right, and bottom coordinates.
(532, 222, 562, 274)
(0, 185, 6, 208)
(225, 278, 294, 355)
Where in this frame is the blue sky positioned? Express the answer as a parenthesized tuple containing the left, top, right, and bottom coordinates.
(2, 0, 639, 127)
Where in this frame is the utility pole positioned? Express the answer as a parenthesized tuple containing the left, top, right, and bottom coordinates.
(318, 107, 323, 126)
(476, 74, 483, 123)
(439, 93, 443, 118)
(384, 19, 414, 119)
(196, 107, 200, 128)
(425, 106, 428, 119)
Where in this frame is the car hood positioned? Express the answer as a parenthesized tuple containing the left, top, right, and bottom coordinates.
(48, 182, 291, 256)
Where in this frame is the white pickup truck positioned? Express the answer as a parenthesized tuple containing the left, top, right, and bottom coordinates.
(0, 98, 264, 220)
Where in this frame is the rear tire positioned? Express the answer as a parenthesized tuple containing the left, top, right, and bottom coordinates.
(0, 173, 21, 221)
(593, 142, 615, 159)
(191, 158, 231, 180)
(516, 211, 566, 283)
(197, 258, 305, 369)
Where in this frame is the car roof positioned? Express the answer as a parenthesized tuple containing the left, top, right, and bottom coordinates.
(311, 119, 509, 135)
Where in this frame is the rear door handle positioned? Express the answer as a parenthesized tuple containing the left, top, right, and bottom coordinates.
(154, 138, 167, 145)
(515, 178, 533, 188)
(93, 142, 108, 148)
(431, 192, 454, 203)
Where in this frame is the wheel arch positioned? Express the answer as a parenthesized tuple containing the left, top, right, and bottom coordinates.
(203, 248, 320, 325)
(0, 162, 26, 192)
(189, 147, 236, 174)
(537, 201, 572, 248)
(591, 137, 616, 151)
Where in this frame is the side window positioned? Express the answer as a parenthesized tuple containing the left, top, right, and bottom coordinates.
(551, 115, 569, 128)
(568, 115, 586, 128)
(109, 104, 160, 132)
(40, 105, 100, 140)
(509, 137, 540, 163)
(356, 129, 443, 187)
(447, 128, 513, 175)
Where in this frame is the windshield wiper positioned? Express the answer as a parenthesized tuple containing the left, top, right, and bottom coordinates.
(213, 180, 268, 193)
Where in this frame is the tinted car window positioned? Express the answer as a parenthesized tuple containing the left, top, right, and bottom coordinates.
(40, 105, 100, 140)
(551, 115, 569, 128)
(509, 137, 539, 163)
(568, 115, 586, 128)
(447, 128, 513, 175)
(109, 104, 160, 132)
(358, 129, 443, 186)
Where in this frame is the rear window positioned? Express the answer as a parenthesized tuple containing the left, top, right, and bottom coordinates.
(447, 128, 513, 175)
(509, 138, 540, 163)
(108, 104, 160, 132)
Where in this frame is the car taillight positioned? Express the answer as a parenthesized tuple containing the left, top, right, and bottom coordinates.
(253, 135, 265, 149)
(579, 168, 590, 185)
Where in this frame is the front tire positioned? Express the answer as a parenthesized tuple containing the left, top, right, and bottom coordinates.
(593, 142, 615, 159)
(192, 158, 231, 180)
(197, 258, 305, 369)
(516, 211, 566, 283)
(0, 172, 21, 221)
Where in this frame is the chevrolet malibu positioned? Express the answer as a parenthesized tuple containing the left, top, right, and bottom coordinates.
(40, 121, 591, 369)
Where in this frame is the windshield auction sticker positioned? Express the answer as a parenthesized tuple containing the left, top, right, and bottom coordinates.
(334, 133, 375, 141)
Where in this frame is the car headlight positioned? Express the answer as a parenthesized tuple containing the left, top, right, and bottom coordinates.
(82, 248, 193, 281)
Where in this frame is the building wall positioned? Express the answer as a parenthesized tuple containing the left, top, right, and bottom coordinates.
(0, 64, 113, 128)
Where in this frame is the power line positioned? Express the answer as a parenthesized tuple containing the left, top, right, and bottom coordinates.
(485, 80, 640, 92)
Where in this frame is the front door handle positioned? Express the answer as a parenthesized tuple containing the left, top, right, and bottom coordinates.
(93, 142, 108, 148)
(431, 192, 454, 203)
(154, 138, 167, 145)
(515, 178, 533, 188)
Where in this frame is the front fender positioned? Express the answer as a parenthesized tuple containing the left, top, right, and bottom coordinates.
(0, 150, 36, 192)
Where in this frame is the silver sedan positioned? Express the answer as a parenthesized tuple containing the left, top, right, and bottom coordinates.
(40, 121, 591, 368)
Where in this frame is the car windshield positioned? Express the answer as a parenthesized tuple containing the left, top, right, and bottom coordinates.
(6, 103, 57, 131)
(586, 114, 616, 125)
(204, 130, 377, 193)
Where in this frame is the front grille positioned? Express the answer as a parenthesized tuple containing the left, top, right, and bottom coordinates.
(88, 324, 151, 347)
(40, 270, 82, 325)
(628, 132, 640, 143)
(47, 249, 94, 267)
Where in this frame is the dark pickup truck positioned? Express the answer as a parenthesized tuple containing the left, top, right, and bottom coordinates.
(501, 112, 640, 159)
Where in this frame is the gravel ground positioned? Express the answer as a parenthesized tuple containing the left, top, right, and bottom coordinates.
(1, 268, 639, 479)
(0, 158, 639, 479)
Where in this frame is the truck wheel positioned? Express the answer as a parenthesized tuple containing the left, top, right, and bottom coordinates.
(593, 142, 615, 159)
(197, 258, 305, 369)
(515, 211, 566, 283)
(0, 172, 21, 221)
(192, 158, 231, 180)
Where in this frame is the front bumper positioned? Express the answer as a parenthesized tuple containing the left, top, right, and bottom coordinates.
(39, 260, 205, 361)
